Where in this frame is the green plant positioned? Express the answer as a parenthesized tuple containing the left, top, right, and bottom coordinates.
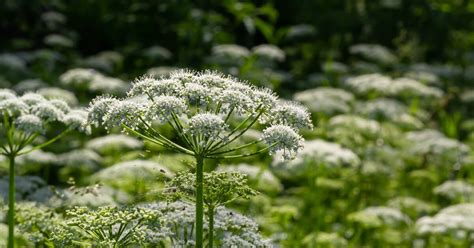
(0, 90, 88, 248)
(88, 70, 312, 247)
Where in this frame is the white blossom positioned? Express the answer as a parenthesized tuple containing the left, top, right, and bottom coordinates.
(271, 139, 360, 179)
(186, 113, 228, 140)
(349, 206, 410, 228)
(434, 180, 474, 201)
(0, 97, 28, 116)
(0, 89, 16, 101)
(37, 87, 78, 106)
(31, 102, 64, 122)
(262, 125, 303, 160)
(20, 92, 47, 106)
(86, 134, 143, 154)
(212, 44, 250, 60)
(270, 101, 313, 129)
(252, 44, 285, 62)
(145, 95, 187, 122)
(15, 114, 44, 134)
(294, 87, 354, 115)
(349, 44, 397, 65)
(416, 203, 474, 237)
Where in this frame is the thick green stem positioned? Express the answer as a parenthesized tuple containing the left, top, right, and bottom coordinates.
(208, 206, 214, 248)
(7, 155, 15, 248)
(195, 156, 204, 248)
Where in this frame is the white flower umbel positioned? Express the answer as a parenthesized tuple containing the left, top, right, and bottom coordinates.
(416, 203, 474, 240)
(88, 70, 312, 247)
(294, 87, 354, 115)
(0, 91, 89, 248)
(434, 180, 474, 202)
(262, 125, 303, 160)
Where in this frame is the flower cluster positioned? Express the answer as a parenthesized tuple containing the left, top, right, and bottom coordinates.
(271, 139, 360, 179)
(433, 180, 474, 202)
(86, 134, 143, 154)
(345, 73, 443, 99)
(60, 68, 128, 95)
(88, 70, 311, 159)
(405, 129, 470, 163)
(65, 206, 156, 247)
(348, 206, 411, 229)
(143, 201, 270, 247)
(416, 203, 474, 238)
(294, 87, 354, 115)
(165, 171, 258, 207)
(212, 44, 251, 60)
(349, 43, 397, 65)
(0, 90, 89, 137)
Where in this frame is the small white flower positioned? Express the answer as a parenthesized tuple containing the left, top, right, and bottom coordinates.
(434, 180, 474, 201)
(64, 109, 89, 132)
(182, 82, 212, 105)
(350, 43, 397, 65)
(31, 102, 64, 122)
(294, 87, 354, 115)
(146, 95, 187, 122)
(87, 96, 119, 127)
(212, 44, 250, 59)
(270, 101, 313, 129)
(15, 114, 44, 133)
(250, 87, 277, 112)
(186, 113, 228, 139)
(252, 44, 285, 62)
(60, 68, 99, 87)
(20, 92, 47, 106)
(169, 69, 198, 84)
(218, 89, 253, 114)
(37, 87, 78, 106)
(0, 89, 16, 101)
(262, 125, 303, 160)
(103, 99, 146, 130)
(49, 99, 71, 114)
(86, 134, 143, 153)
(196, 71, 234, 88)
(0, 98, 29, 116)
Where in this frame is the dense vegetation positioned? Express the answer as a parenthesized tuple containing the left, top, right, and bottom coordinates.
(2, 0, 474, 247)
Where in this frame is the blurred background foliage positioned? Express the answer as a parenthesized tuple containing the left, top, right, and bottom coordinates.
(3, 0, 474, 247)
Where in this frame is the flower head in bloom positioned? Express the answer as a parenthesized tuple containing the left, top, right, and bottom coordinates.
(31, 102, 64, 122)
(102, 98, 146, 130)
(64, 109, 89, 133)
(146, 95, 187, 122)
(87, 96, 119, 127)
(0, 98, 28, 117)
(252, 44, 286, 62)
(0, 89, 17, 101)
(270, 101, 313, 129)
(15, 114, 44, 134)
(416, 203, 474, 237)
(0, 91, 89, 156)
(89, 70, 311, 159)
(186, 113, 228, 140)
(263, 125, 303, 160)
(86, 134, 142, 154)
(212, 44, 250, 60)
(37, 87, 79, 106)
(20, 92, 47, 106)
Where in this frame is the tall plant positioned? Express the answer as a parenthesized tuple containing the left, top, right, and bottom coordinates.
(0, 90, 88, 248)
(88, 70, 312, 247)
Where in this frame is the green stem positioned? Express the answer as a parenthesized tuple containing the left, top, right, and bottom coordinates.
(8, 155, 15, 248)
(195, 156, 204, 248)
(208, 206, 214, 248)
